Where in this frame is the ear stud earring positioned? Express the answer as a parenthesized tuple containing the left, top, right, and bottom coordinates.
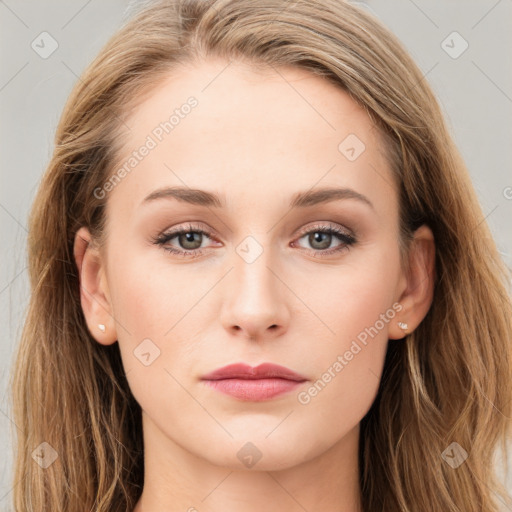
(98, 324, 106, 333)
(397, 321, 408, 333)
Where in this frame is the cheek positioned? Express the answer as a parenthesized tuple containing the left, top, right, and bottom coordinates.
(294, 244, 400, 428)
(108, 249, 201, 339)
(299, 238, 401, 348)
(107, 255, 202, 422)
(105, 250, 193, 381)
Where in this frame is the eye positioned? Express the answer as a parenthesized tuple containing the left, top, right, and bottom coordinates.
(292, 222, 356, 257)
(152, 223, 217, 258)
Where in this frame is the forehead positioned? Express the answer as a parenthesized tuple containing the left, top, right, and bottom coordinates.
(106, 58, 396, 219)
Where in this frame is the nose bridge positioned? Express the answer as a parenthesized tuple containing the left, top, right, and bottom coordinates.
(232, 234, 279, 307)
(220, 234, 289, 338)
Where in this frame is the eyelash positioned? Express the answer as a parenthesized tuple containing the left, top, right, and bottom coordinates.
(152, 222, 357, 259)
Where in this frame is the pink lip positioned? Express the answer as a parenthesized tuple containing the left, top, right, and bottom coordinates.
(201, 363, 308, 401)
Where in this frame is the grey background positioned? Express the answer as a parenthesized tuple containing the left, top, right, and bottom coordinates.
(1, 0, 511, 508)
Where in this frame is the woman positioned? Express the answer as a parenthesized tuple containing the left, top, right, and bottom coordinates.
(10, 0, 512, 510)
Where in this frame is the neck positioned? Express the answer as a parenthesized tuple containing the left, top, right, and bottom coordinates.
(133, 411, 363, 512)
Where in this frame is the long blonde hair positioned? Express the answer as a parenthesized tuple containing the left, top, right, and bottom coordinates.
(10, 0, 512, 510)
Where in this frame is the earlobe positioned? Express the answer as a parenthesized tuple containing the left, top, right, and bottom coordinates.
(389, 224, 436, 340)
(73, 226, 117, 345)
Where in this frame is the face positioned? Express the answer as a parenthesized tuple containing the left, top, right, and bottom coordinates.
(77, 57, 419, 471)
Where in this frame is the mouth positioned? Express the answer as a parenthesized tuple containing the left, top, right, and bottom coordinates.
(201, 362, 308, 401)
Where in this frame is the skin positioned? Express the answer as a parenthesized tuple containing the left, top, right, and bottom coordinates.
(74, 57, 435, 512)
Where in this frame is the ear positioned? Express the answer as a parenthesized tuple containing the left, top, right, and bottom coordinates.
(73, 226, 118, 345)
(389, 224, 436, 340)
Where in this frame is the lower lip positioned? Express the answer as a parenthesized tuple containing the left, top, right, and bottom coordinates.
(203, 378, 305, 401)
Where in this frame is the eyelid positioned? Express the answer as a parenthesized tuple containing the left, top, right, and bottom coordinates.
(295, 221, 354, 238)
(154, 222, 218, 244)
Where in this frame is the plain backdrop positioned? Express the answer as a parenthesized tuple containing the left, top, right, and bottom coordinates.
(1, 0, 511, 509)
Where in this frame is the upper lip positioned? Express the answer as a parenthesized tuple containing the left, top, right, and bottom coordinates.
(201, 363, 307, 382)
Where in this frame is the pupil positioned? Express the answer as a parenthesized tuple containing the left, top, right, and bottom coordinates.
(310, 232, 331, 249)
(180, 232, 201, 249)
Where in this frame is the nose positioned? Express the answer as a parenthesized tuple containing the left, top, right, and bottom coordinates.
(219, 245, 290, 341)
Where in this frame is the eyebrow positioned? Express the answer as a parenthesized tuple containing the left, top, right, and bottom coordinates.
(142, 186, 374, 211)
